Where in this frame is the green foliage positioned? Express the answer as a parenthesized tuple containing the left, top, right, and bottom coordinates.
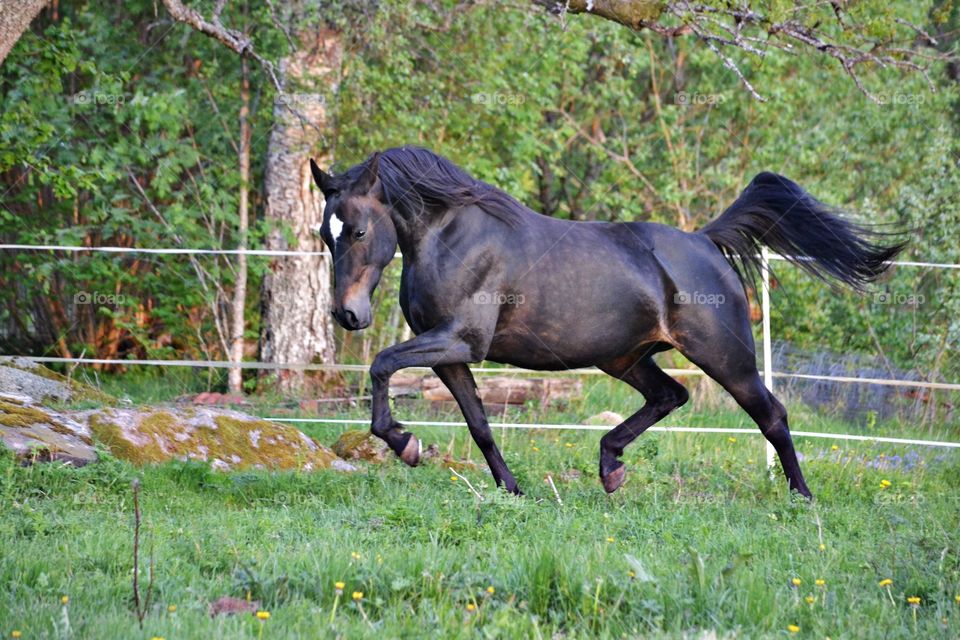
(1, 0, 958, 391)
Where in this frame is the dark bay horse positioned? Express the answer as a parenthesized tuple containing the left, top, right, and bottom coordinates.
(310, 147, 903, 498)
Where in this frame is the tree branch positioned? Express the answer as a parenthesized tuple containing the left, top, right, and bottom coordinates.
(534, 0, 948, 101)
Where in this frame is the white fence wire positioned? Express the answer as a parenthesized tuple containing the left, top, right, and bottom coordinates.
(3, 243, 959, 454)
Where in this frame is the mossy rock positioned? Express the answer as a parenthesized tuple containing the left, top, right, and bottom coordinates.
(0, 356, 116, 405)
(85, 407, 355, 472)
(0, 393, 98, 466)
(332, 430, 389, 462)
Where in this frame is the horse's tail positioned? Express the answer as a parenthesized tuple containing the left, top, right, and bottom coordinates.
(698, 172, 906, 291)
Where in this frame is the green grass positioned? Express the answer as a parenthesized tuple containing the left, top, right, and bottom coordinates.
(2, 373, 959, 638)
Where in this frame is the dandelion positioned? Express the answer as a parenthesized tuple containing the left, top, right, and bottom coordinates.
(815, 579, 825, 587)
(167, 604, 177, 613)
(330, 582, 345, 623)
(60, 595, 69, 605)
(787, 624, 800, 633)
(532, 447, 539, 452)
(335, 581, 345, 592)
(12, 632, 22, 639)
(831, 445, 839, 451)
(818, 543, 826, 551)
(486, 586, 495, 595)
(352, 592, 364, 601)
(256, 611, 271, 620)
(466, 603, 476, 612)
(791, 578, 802, 587)
(565, 443, 573, 448)
(879, 578, 895, 606)
(351, 551, 361, 560)
(955, 594, 960, 604)
(907, 596, 921, 606)
(151, 637, 165, 640)
(747, 458, 754, 464)
(728, 437, 736, 443)
(627, 570, 636, 579)
(805, 595, 816, 604)
(880, 479, 891, 489)
(450, 476, 458, 482)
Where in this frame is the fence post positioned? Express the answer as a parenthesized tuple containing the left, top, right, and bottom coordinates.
(760, 246, 776, 470)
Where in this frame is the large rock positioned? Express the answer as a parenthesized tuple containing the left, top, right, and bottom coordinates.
(84, 407, 355, 472)
(0, 393, 98, 466)
(332, 429, 389, 462)
(0, 356, 115, 405)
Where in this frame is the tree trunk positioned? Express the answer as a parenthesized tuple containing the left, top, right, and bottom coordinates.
(228, 54, 251, 394)
(0, 0, 49, 66)
(259, 26, 341, 394)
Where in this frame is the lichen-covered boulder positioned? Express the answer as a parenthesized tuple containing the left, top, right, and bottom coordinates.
(85, 407, 355, 472)
(0, 356, 115, 405)
(332, 430, 389, 462)
(0, 393, 98, 466)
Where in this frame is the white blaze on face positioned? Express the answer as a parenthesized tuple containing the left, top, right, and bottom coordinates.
(328, 212, 344, 244)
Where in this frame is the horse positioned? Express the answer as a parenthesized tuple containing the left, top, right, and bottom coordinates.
(309, 146, 904, 497)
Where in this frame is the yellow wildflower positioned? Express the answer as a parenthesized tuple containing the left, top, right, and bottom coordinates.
(880, 479, 891, 489)
(256, 611, 270, 620)
(819, 543, 826, 551)
(791, 578, 802, 587)
(565, 443, 573, 448)
(955, 594, 960, 603)
(532, 447, 540, 452)
(352, 592, 363, 601)
(60, 596, 69, 605)
(450, 476, 458, 482)
(606, 537, 615, 543)
(787, 624, 800, 633)
(351, 551, 361, 560)
(727, 437, 736, 443)
(466, 603, 476, 612)
(815, 579, 825, 587)
(627, 570, 636, 579)
(486, 586, 495, 594)
(335, 581, 345, 592)
(12, 632, 23, 639)
(805, 595, 815, 604)
(831, 445, 839, 451)
(879, 579, 893, 587)
(907, 596, 921, 606)
(167, 604, 177, 613)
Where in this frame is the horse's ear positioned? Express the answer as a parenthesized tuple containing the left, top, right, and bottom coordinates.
(355, 152, 381, 196)
(310, 158, 337, 197)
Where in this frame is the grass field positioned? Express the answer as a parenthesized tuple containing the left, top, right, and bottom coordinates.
(2, 371, 959, 639)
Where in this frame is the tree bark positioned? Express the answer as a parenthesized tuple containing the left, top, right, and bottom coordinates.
(228, 54, 251, 394)
(0, 0, 49, 66)
(259, 25, 341, 394)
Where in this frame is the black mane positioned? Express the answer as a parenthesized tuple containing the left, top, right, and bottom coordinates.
(339, 146, 526, 225)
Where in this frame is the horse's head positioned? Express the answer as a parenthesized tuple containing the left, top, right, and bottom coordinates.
(310, 153, 397, 331)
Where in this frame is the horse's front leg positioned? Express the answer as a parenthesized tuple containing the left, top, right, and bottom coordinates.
(369, 325, 485, 467)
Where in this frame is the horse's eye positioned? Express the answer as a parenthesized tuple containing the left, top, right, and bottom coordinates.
(354, 229, 367, 240)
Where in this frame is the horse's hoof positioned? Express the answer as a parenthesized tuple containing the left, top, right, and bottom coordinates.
(399, 435, 421, 467)
(601, 465, 626, 493)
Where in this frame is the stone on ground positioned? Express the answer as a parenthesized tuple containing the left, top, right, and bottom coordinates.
(0, 392, 98, 466)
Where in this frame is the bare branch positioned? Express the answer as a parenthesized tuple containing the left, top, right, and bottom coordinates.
(533, 0, 949, 101)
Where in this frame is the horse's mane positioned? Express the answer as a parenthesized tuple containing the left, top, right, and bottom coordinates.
(339, 146, 526, 226)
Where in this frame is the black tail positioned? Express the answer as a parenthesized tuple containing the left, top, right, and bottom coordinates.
(699, 172, 906, 291)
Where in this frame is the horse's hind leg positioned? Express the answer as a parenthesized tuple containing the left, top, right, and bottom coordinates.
(597, 355, 689, 493)
(676, 333, 812, 498)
